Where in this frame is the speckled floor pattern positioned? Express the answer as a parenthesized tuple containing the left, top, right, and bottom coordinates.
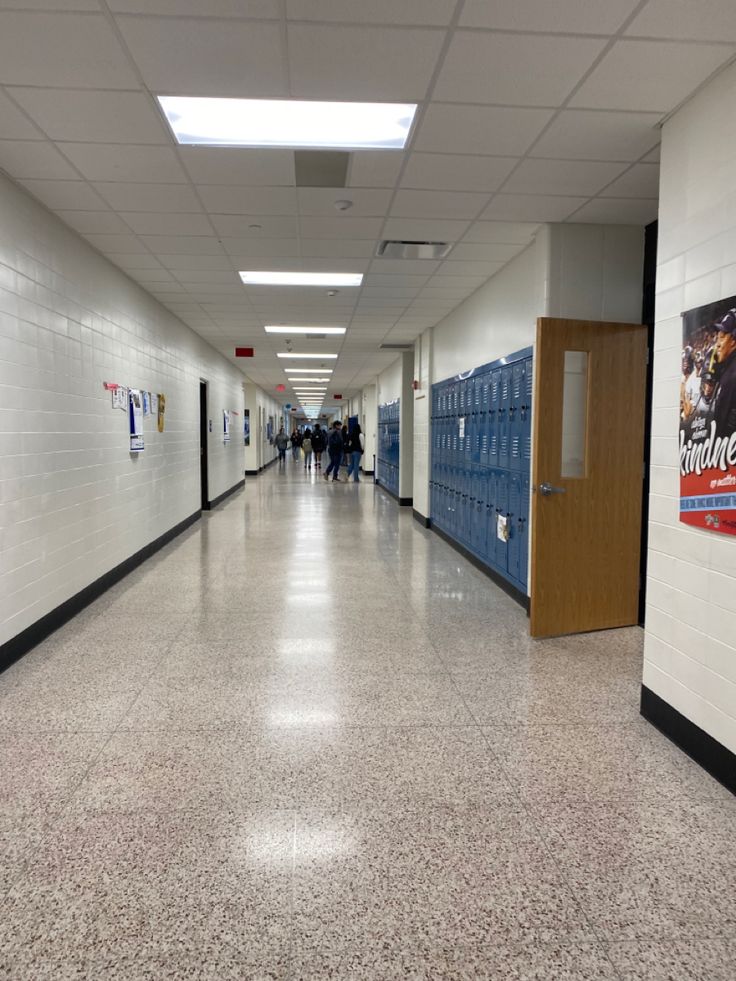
(1, 463, 735, 980)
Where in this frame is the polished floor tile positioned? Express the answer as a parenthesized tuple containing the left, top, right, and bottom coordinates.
(1, 464, 734, 978)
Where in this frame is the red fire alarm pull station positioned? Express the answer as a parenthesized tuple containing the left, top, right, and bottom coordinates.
(235, 347, 254, 357)
(276, 384, 285, 392)
(333, 394, 342, 400)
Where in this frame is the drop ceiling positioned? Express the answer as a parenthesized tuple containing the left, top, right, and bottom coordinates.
(0, 0, 734, 409)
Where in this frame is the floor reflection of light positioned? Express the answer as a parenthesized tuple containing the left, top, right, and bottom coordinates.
(267, 708, 338, 727)
(295, 826, 357, 861)
(287, 593, 328, 605)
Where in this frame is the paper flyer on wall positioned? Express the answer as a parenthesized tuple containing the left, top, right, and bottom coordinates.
(129, 388, 144, 452)
(243, 409, 250, 446)
(680, 294, 736, 536)
(223, 410, 231, 441)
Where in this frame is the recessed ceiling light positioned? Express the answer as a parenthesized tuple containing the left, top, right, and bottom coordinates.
(241, 272, 362, 287)
(288, 378, 331, 383)
(157, 97, 417, 149)
(285, 367, 334, 373)
(265, 325, 346, 334)
(277, 353, 338, 359)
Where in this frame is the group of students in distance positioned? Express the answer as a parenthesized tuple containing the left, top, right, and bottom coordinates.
(273, 421, 366, 482)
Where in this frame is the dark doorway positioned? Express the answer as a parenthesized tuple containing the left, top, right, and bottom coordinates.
(638, 220, 657, 625)
(199, 380, 209, 511)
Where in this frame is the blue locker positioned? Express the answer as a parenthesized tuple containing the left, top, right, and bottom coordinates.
(479, 372, 490, 467)
(507, 473, 522, 583)
(521, 360, 533, 470)
(498, 366, 511, 471)
(519, 474, 530, 588)
(493, 469, 509, 573)
(509, 361, 525, 472)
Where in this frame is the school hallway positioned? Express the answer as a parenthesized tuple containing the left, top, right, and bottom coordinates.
(1, 464, 734, 980)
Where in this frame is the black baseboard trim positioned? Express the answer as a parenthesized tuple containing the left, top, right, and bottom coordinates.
(362, 469, 375, 476)
(0, 509, 201, 677)
(259, 457, 278, 473)
(640, 686, 736, 797)
(207, 478, 244, 510)
(245, 469, 258, 476)
(431, 523, 529, 611)
(375, 482, 412, 507)
(412, 509, 431, 528)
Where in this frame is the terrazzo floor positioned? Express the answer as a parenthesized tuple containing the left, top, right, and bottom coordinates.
(1, 462, 735, 980)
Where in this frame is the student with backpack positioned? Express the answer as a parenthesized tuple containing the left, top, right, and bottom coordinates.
(311, 423, 326, 469)
(301, 428, 313, 470)
(323, 421, 345, 482)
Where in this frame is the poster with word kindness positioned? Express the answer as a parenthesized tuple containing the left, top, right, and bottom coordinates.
(680, 294, 736, 535)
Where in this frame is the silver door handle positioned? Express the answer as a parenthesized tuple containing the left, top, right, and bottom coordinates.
(537, 482, 566, 496)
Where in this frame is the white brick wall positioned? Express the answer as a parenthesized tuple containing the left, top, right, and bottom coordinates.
(0, 172, 248, 647)
(645, 59, 736, 756)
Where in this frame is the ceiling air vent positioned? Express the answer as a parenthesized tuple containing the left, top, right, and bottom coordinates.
(379, 343, 414, 350)
(376, 240, 452, 260)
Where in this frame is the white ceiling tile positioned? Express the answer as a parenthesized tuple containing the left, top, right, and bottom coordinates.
(460, 0, 640, 33)
(287, 23, 444, 101)
(434, 32, 606, 107)
(381, 217, 472, 240)
(348, 151, 405, 188)
(391, 189, 488, 220)
(103, 253, 166, 271)
(141, 235, 227, 254)
(212, 216, 299, 238)
(427, 274, 486, 288)
(0, 13, 137, 88)
(9, 89, 168, 144)
(180, 148, 295, 186)
(299, 216, 384, 239)
(157, 254, 233, 270)
(173, 270, 240, 285)
(116, 17, 287, 97)
(83, 233, 148, 253)
(128, 269, 178, 284)
(415, 105, 554, 156)
(433, 260, 504, 277)
(227, 239, 300, 258)
(448, 242, 526, 263)
(568, 197, 658, 224)
(503, 159, 628, 196)
(570, 40, 734, 112)
(364, 274, 430, 288)
(531, 110, 662, 161)
(92, 182, 203, 213)
(300, 239, 376, 258)
(600, 163, 659, 199)
(419, 286, 471, 299)
(481, 194, 588, 221)
(199, 186, 297, 216)
(461, 221, 539, 244)
(110, 0, 280, 14)
(297, 188, 392, 217)
(370, 258, 441, 275)
(18, 179, 107, 211)
(362, 286, 421, 299)
(401, 153, 517, 192)
(0, 90, 43, 139)
(626, 0, 736, 43)
(0, 140, 78, 179)
(58, 144, 188, 183)
(286, 0, 455, 25)
(55, 211, 132, 235)
(120, 213, 214, 236)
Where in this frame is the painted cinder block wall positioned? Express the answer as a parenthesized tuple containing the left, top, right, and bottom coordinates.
(644, 60, 736, 756)
(0, 172, 246, 647)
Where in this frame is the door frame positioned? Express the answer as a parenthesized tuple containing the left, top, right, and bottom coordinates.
(199, 379, 209, 511)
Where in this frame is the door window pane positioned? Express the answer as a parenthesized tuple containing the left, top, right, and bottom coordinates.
(561, 350, 588, 478)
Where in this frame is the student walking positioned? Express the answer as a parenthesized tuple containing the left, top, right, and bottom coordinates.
(301, 429, 313, 470)
(311, 424, 326, 469)
(274, 427, 289, 464)
(290, 428, 301, 461)
(346, 423, 365, 482)
(323, 421, 344, 481)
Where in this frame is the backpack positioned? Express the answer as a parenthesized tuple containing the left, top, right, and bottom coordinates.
(301, 438, 312, 454)
(328, 429, 343, 452)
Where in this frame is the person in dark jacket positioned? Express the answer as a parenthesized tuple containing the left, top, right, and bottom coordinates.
(324, 421, 344, 482)
(274, 427, 289, 464)
(311, 423, 326, 469)
(290, 428, 302, 462)
(346, 424, 365, 482)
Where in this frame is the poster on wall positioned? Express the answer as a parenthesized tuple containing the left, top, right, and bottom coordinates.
(157, 393, 166, 432)
(129, 388, 144, 452)
(680, 296, 736, 535)
(243, 409, 250, 446)
(223, 410, 231, 442)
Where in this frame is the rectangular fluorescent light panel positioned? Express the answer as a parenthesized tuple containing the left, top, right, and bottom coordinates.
(157, 97, 416, 150)
(277, 353, 338, 359)
(288, 378, 331, 383)
(241, 272, 362, 287)
(285, 367, 333, 373)
(265, 325, 346, 335)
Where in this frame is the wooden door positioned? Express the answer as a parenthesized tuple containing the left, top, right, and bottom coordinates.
(530, 317, 647, 637)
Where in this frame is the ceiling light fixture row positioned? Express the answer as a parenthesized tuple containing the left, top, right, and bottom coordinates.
(241, 272, 362, 287)
(265, 326, 346, 335)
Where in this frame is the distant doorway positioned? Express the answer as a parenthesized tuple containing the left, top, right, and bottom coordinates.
(199, 380, 209, 511)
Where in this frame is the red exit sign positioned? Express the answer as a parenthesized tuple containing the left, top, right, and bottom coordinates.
(333, 394, 342, 399)
(235, 347, 254, 357)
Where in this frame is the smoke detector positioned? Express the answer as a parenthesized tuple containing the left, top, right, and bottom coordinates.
(376, 240, 452, 260)
(333, 199, 353, 211)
